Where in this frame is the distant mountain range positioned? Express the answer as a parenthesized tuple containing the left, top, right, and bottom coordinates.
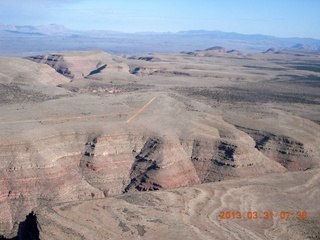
(0, 24, 70, 35)
(1, 24, 319, 57)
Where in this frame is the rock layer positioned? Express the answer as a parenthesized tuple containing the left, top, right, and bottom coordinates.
(30, 169, 320, 240)
(0, 126, 287, 237)
(27, 51, 130, 79)
(236, 126, 318, 171)
(1, 49, 320, 238)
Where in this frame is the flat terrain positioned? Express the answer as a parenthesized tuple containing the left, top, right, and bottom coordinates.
(0, 48, 319, 239)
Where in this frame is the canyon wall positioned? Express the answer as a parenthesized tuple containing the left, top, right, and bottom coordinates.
(0, 126, 289, 237)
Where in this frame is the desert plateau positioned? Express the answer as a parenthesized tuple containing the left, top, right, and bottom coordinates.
(0, 48, 320, 239)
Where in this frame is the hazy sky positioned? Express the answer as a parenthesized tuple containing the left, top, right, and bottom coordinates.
(1, 0, 319, 38)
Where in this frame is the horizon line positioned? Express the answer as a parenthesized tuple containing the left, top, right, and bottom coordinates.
(1, 23, 320, 41)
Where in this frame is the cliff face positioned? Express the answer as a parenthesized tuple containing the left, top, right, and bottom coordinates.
(188, 138, 285, 182)
(0, 133, 97, 236)
(237, 127, 318, 171)
(0, 125, 289, 237)
(26, 51, 130, 79)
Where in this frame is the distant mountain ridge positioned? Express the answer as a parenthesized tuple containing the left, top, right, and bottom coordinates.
(0, 24, 319, 56)
(0, 24, 70, 35)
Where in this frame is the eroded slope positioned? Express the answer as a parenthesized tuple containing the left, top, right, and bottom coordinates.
(0, 91, 291, 237)
(1, 49, 320, 238)
(0, 57, 70, 104)
(32, 169, 320, 240)
(27, 51, 131, 79)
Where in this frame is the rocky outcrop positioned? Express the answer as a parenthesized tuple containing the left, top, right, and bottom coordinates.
(124, 138, 163, 192)
(204, 46, 227, 52)
(127, 56, 160, 62)
(236, 126, 318, 171)
(263, 48, 280, 54)
(27, 51, 130, 79)
(129, 66, 190, 77)
(125, 137, 201, 192)
(0, 133, 102, 237)
(191, 46, 228, 57)
(0, 127, 287, 237)
(17, 212, 39, 240)
(188, 137, 286, 182)
(27, 54, 75, 78)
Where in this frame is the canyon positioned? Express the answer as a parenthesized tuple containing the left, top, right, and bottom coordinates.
(0, 49, 319, 239)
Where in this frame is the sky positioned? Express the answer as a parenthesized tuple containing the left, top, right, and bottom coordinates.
(1, 0, 320, 39)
